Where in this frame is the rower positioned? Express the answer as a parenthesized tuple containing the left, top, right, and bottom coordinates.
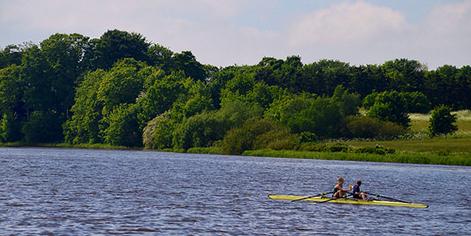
(333, 177, 352, 198)
(351, 180, 368, 200)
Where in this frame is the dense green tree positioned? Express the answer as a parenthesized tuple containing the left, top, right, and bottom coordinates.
(97, 58, 147, 114)
(147, 43, 175, 71)
(174, 111, 228, 149)
(428, 105, 457, 136)
(173, 51, 206, 81)
(401, 91, 431, 113)
(102, 104, 141, 147)
(136, 71, 190, 125)
(332, 85, 361, 116)
(425, 65, 471, 109)
(40, 33, 92, 116)
(64, 70, 106, 144)
(22, 111, 62, 143)
(20, 45, 53, 112)
(301, 60, 352, 95)
(364, 91, 430, 113)
(350, 65, 387, 97)
(0, 65, 24, 141)
(255, 56, 303, 91)
(0, 45, 23, 68)
(382, 59, 426, 92)
(266, 95, 346, 138)
(93, 29, 150, 69)
(367, 91, 410, 127)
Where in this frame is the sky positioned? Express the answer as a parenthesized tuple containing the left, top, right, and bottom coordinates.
(1, 0, 470, 69)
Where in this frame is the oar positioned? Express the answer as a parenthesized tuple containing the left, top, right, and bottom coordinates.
(365, 192, 411, 203)
(314, 192, 354, 204)
(291, 191, 333, 202)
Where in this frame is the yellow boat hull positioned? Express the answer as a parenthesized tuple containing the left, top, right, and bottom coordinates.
(268, 194, 428, 208)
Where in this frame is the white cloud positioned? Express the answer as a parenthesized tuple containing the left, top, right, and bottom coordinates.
(288, 1, 406, 47)
(285, 0, 471, 68)
(0, 0, 470, 68)
(403, 0, 471, 68)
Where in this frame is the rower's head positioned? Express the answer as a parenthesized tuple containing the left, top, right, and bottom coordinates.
(337, 177, 345, 184)
(357, 180, 362, 186)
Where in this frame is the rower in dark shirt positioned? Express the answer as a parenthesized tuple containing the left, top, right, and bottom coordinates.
(351, 180, 368, 200)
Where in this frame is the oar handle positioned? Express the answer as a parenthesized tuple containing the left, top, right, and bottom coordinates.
(364, 192, 411, 203)
(291, 191, 334, 202)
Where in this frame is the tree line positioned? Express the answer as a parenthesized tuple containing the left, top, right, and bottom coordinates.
(0, 30, 469, 152)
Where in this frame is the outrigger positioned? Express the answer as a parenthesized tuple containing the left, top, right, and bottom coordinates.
(268, 192, 428, 209)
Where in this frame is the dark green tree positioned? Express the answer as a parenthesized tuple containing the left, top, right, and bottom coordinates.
(102, 104, 141, 147)
(382, 59, 426, 92)
(93, 29, 150, 69)
(64, 70, 106, 144)
(428, 105, 457, 136)
(173, 51, 206, 81)
(301, 60, 352, 95)
(0, 65, 24, 141)
(366, 91, 410, 127)
(0, 44, 23, 68)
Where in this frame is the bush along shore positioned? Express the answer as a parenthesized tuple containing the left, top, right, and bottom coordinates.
(1, 30, 471, 166)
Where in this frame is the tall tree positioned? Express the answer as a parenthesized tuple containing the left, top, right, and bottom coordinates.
(172, 51, 206, 81)
(0, 65, 24, 141)
(93, 29, 150, 69)
(0, 45, 23, 68)
(382, 59, 426, 92)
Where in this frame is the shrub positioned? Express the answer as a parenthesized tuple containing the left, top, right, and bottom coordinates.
(299, 142, 352, 153)
(346, 116, 406, 139)
(327, 143, 351, 152)
(142, 111, 175, 149)
(222, 118, 296, 154)
(299, 131, 318, 142)
(377, 121, 407, 138)
(355, 146, 395, 155)
(174, 111, 228, 149)
(254, 129, 299, 150)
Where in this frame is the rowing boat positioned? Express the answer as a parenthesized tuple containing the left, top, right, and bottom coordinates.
(268, 194, 428, 208)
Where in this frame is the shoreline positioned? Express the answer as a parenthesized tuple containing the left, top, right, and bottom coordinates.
(2, 143, 470, 166)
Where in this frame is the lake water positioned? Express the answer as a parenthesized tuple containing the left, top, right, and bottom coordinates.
(0, 147, 470, 235)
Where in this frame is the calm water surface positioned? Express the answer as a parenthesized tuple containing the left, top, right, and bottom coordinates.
(0, 147, 470, 235)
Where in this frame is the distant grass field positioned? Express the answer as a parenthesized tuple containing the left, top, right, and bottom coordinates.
(347, 110, 471, 153)
(335, 111, 471, 154)
(338, 136, 471, 153)
(244, 149, 471, 166)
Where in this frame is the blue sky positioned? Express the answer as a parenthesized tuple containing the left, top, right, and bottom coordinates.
(1, 0, 470, 68)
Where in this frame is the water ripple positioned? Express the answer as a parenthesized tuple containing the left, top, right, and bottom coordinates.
(0, 147, 470, 235)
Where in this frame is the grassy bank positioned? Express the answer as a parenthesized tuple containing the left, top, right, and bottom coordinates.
(243, 149, 471, 166)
